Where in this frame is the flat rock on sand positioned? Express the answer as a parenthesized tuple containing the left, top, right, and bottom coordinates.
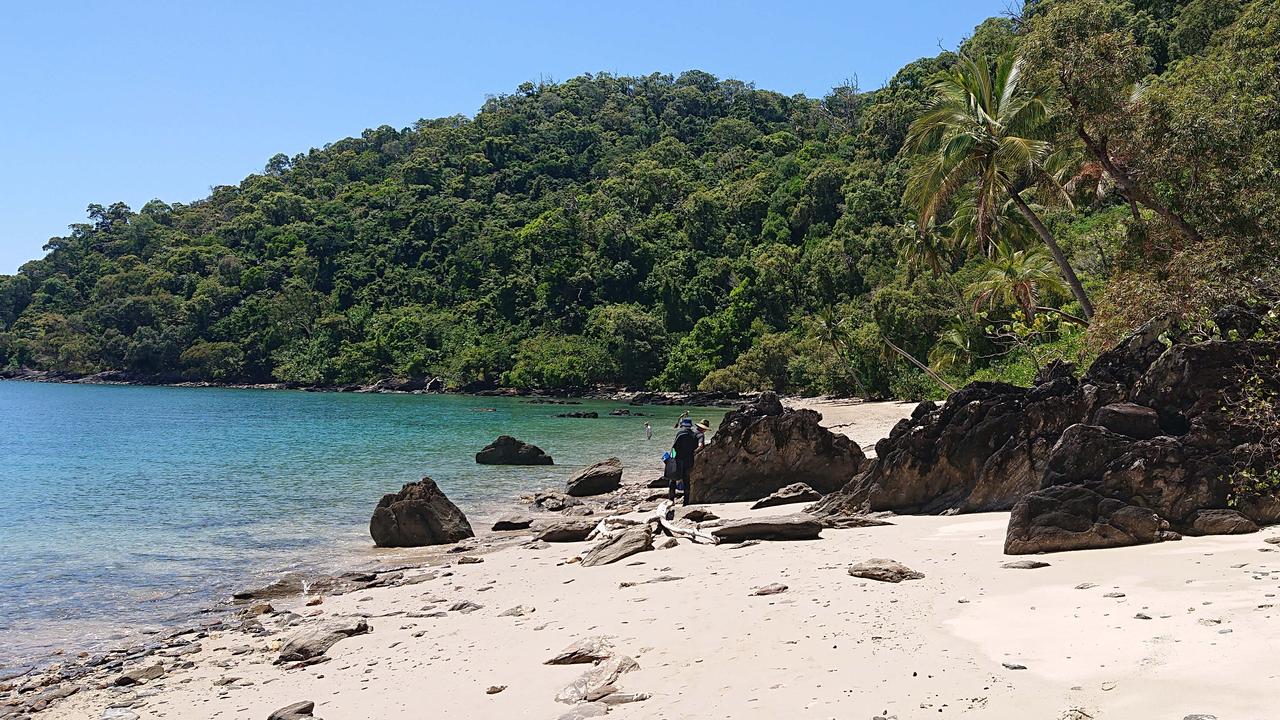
(1002, 560, 1051, 569)
(709, 513, 823, 541)
(267, 701, 316, 720)
(554, 655, 640, 704)
(750, 482, 822, 510)
(581, 527, 653, 567)
(848, 558, 925, 583)
(545, 636, 613, 665)
(277, 619, 370, 663)
(537, 519, 599, 543)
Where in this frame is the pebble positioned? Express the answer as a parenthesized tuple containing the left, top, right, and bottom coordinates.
(1001, 662, 1026, 670)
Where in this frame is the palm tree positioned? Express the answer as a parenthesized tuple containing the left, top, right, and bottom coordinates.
(812, 305, 869, 398)
(966, 241, 1068, 322)
(928, 322, 973, 375)
(898, 222, 953, 278)
(904, 52, 1094, 320)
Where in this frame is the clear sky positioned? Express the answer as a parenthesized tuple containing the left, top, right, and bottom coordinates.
(0, 0, 1003, 274)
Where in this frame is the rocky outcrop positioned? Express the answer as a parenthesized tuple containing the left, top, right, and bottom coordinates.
(476, 436, 554, 465)
(369, 477, 474, 548)
(566, 458, 624, 497)
(751, 482, 822, 509)
(709, 513, 823, 541)
(688, 393, 866, 503)
(1004, 484, 1166, 554)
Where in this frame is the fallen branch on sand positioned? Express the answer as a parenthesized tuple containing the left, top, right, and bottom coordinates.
(587, 501, 719, 545)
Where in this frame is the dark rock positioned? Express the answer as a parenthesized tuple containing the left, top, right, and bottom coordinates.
(562, 505, 596, 517)
(1005, 484, 1163, 554)
(751, 482, 822, 510)
(557, 411, 599, 419)
(677, 507, 718, 522)
(751, 583, 788, 596)
(113, 663, 164, 686)
(819, 514, 894, 529)
(709, 513, 823, 542)
(566, 458, 624, 497)
(690, 393, 866, 503)
(267, 701, 316, 720)
(1185, 509, 1259, 536)
(369, 477, 474, 548)
(475, 436, 553, 465)
(491, 514, 534, 531)
(581, 527, 653, 567)
(534, 491, 582, 512)
(848, 558, 925, 583)
(536, 519, 599, 543)
(1034, 359, 1077, 385)
(276, 619, 370, 663)
(1094, 402, 1161, 440)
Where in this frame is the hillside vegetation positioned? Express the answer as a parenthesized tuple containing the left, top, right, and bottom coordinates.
(2, 0, 1276, 396)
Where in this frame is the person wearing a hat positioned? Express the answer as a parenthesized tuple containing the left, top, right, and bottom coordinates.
(669, 416, 700, 505)
(695, 418, 711, 447)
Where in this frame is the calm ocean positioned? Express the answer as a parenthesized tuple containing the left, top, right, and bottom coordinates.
(0, 381, 717, 668)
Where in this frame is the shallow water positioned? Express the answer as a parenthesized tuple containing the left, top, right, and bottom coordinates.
(0, 381, 719, 666)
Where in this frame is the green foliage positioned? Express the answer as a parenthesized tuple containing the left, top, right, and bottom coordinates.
(504, 334, 615, 390)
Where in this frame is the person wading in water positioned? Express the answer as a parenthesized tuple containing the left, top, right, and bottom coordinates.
(669, 416, 700, 506)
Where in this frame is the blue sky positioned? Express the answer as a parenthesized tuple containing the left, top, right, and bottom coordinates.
(0, 0, 1002, 274)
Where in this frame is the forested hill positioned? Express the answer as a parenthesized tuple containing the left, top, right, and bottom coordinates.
(2, 0, 1277, 397)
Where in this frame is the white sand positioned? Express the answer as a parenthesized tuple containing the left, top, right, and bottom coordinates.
(38, 399, 1280, 720)
(785, 397, 919, 452)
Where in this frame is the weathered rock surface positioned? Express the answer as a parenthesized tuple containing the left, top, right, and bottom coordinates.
(545, 636, 613, 665)
(1094, 402, 1161, 440)
(536, 519, 599, 543)
(268, 701, 317, 720)
(688, 392, 866, 503)
(581, 527, 653, 567)
(491, 514, 534, 531)
(369, 477, 474, 548)
(1186, 509, 1259, 536)
(555, 656, 640, 704)
(709, 513, 823, 542)
(475, 435, 554, 465)
(566, 458, 624, 497)
(1005, 484, 1164, 555)
(751, 482, 822, 509)
(848, 558, 925, 583)
(114, 663, 164, 686)
(533, 491, 582, 512)
(277, 619, 370, 663)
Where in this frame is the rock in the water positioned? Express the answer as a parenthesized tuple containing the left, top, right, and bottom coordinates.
(581, 527, 653, 567)
(475, 435, 553, 465)
(491, 514, 534, 531)
(114, 663, 164, 686)
(277, 619, 370, 663)
(709, 513, 823, 542)
(751, 583, 788, 596)
(689, 392, 866, 503)
(369, 477, 474, 548)
(557, 411, 599, 418)
(751, 482, 822, 510)
(267, 701, 316, 720)
(566, 458, 624, 497)
(1005, 484, 1163, 554)
(1002, 560, 1050, 569)
(848, 558, 925, 583)
(1094, 402, 1161, 440)
(545, 636, 613, 665)
(1185, 509, 1259, 536)
(536, 519, 599, 543)
(555, 655, 640, 704)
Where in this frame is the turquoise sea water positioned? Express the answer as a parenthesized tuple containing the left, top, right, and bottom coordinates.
(0, 381, 719, 668)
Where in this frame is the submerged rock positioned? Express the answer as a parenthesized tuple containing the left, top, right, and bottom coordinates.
(475, 435, 554, 465)
(566, 458, 624, 497)
(369, 477, 474, 548)
(689, 393, 866, 503)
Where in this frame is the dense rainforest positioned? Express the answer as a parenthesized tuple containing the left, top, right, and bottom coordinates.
(1, 0, 1277, 397)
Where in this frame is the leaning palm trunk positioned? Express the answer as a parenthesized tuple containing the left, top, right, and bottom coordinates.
(1009, 192, 1094, 321)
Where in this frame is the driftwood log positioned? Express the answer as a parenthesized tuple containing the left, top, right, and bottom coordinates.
(586, 501, 719, 545)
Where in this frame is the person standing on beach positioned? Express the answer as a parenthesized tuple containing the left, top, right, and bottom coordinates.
(670, 417, 700, 505)
(644, 422, 652, 441)
(695, 419, 711, 447)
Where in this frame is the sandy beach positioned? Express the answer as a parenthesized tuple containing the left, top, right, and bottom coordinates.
(19, 398, 1275, 720)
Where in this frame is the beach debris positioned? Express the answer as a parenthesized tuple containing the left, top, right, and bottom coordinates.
(100, 710, 140, 720)
(369, 476, 475, 548)
(113, 663, 164, 686)
(1182, 715, 1218, 719)
(619, 575, 683, 588)
(1002, 560, 1051, 569)
(448, 601, 483, 614)
(545, 636, 614, 665)
(475, 435, 553, 465)
(555, 655, 640, 704)
(555, 702, 610, 719)
(710, 513, 823, 542)
(534, 492, 583, 512)
(751, 583, 789, 596)
(486, 685, 507, 694)
(1074, 583, 1098, 590)
(267, 700, 316, 720)
(566, 458, 625, 497)
(491, 514, 534, 531)
(457, 556, 483, 564)
(1001, 662, 1027, 670)
(537, 519, 598, 543)
(498, 605, 535, 617)
(751, 482, 822, 510)
(848, 558, 925, 583)
(1134, 613, 1152, 620)
(598, 691, 651, 704)
(581, 527, 654, 567)
(821, 514, 894, 529)
(276, 619, 370, 663)
(1264, 537, 1280, 545)
(1104, 592, 1126, 598)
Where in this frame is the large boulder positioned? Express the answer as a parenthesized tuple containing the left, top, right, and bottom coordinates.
(476, 436, 554, 465)
(1005, 484, 1165, 554)
(369, 477, 474, 548)
(1094, 402, 1161, 440)
(566, 458, 624, 497)
(709, 513, 823, 542)
(688, 392, 866, 503)
(277, 619, 370, 663)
